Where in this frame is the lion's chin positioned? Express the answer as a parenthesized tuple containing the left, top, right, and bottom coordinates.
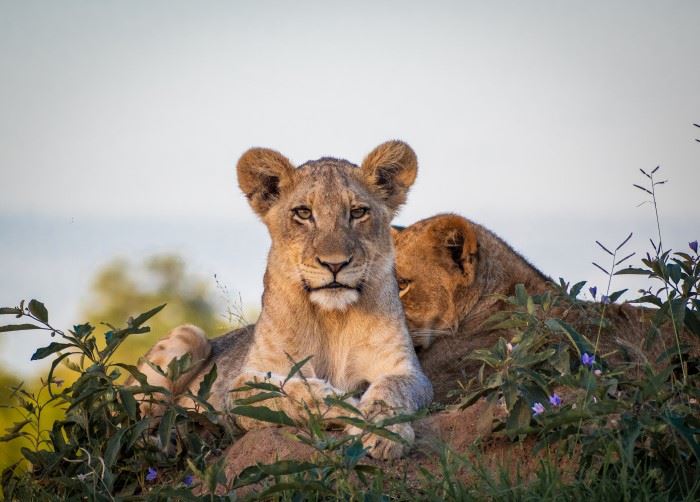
(309, 289, 360, 311)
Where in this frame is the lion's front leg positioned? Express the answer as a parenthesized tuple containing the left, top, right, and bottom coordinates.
(346, 372, 432, 460)
(230, 371, 360, 431)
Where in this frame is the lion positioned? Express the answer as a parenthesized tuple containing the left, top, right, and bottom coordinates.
(393, 213, 698, 403)
(133, 141, 433, 459)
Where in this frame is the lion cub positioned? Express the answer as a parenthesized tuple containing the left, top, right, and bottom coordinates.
(136, 141, 432, 459)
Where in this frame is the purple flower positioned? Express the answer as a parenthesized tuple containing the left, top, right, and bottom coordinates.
(548, 393, 562, 407)
(601, 295, 611, 305)
(581, 353, 596, 367)
(146, 467, 158, 482)
(183, 474, 194, 487)
(690, 241, 698, 253)
(589, 286, 597, 299)
(531, 402, 545, 416)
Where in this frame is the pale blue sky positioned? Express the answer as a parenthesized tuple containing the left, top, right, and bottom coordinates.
(1, 1, 699, 375)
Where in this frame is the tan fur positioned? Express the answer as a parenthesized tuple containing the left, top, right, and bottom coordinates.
(393, 213, 698, 404)
(133, 141, 432, 460)
(134, 325, 211, 418)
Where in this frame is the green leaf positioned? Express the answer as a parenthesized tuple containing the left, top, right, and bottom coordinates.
(0, 307, 22, 315)
(670, 299, 686, 336)
(663, 414, 700, 462)
(256, 481, 335, 498)
(284, 355, 313, 384)
(114, 363, 148, 386)
(232, 461, 319, 489)
(31, 342, 73, 361)
(550, 346, 571, 375)
(545, 319, 595, 358)
(614, 267, 649, 276)
(608, 289, 628, 303)
(258, 460, 318, 476)
(237, 381, 281, 392)
(569, 281, 586, 299)
(232, 405, 296, 426)
(166, 352, 192, 381)
(514, 284, 528, 306)
(324, 395, 362, 416)
(158, 408, 178, 447)
(198, 364, 218, 400)
(27, 300, 48, 323)
(129, 304, 166, 328)
(458, 387, 489, 409)
(503, 381, 518, 411)
(103, 427, 127, 469)
(126, 419, 151, 450)
(506, 398, 531, 436)
(336, 416, 406, 444)
(684, 308, 700, 337)
(71, 323, 93, 339)
(118, 388, 138, 420)
(619, 418, 642, 465)
(232, 391, 281, 405)
(0, 323, 42, 333)
(515, 348, 556, 368)
(0, 420, 31, 442)
(630, 294, 663, 307)
(668, 263, 682, 284)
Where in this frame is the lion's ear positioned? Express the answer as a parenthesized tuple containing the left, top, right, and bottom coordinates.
(237, 148, 296, 217)
(360, 141, 418, 212)
(430, 215, 479, 275)
(390, 225, 405, 242)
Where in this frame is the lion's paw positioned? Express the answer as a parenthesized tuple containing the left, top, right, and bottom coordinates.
(345, 422, 414, 460)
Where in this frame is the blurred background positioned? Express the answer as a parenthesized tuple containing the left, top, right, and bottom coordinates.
(0, 1, 698, 467)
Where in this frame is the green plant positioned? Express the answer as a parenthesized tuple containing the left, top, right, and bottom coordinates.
(0, 301, 423, 500)
(454, 167, 700, 497)
(0, 301, 231, 500)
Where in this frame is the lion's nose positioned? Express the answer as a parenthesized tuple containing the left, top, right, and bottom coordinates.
(317, 256, 352, 275)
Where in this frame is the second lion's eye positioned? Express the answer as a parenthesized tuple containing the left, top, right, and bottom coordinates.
(293, 207, 313, 220)
(397, 278, 412, 297)
(350, 207, 369, 220)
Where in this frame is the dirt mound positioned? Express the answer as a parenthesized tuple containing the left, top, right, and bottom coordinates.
(214, 397, 578, 495)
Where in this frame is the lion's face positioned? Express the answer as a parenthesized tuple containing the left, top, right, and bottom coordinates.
(266, 160, 395, 311)
(392, 215, 479, 347)
(237, 141, 418, 311)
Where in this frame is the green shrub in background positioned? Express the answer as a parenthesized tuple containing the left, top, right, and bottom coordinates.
(0, 254, 232, 476)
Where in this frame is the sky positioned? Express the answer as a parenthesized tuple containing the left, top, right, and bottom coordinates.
(1, 0, 699, 376)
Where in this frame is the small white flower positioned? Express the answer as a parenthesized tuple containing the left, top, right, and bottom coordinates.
(594, 369, 602, 377)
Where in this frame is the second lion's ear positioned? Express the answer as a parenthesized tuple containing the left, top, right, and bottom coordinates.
(237, 148, 296, 217)
(430, 215, 478, 275)
(360, 140, 418, 213)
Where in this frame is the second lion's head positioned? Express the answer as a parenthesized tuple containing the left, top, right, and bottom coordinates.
(237, 141, 417, 312)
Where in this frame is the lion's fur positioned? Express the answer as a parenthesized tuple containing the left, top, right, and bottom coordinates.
(134, 141, 432, 459)
(393, 213, 698, 404)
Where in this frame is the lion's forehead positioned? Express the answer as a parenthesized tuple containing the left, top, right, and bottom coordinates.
(290, 164, 372, 211)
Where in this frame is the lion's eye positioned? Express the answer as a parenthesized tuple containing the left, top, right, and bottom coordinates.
(292, 207, 313, 220)
(397, 278, 412, 297)
(350, 207, 369, 220)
